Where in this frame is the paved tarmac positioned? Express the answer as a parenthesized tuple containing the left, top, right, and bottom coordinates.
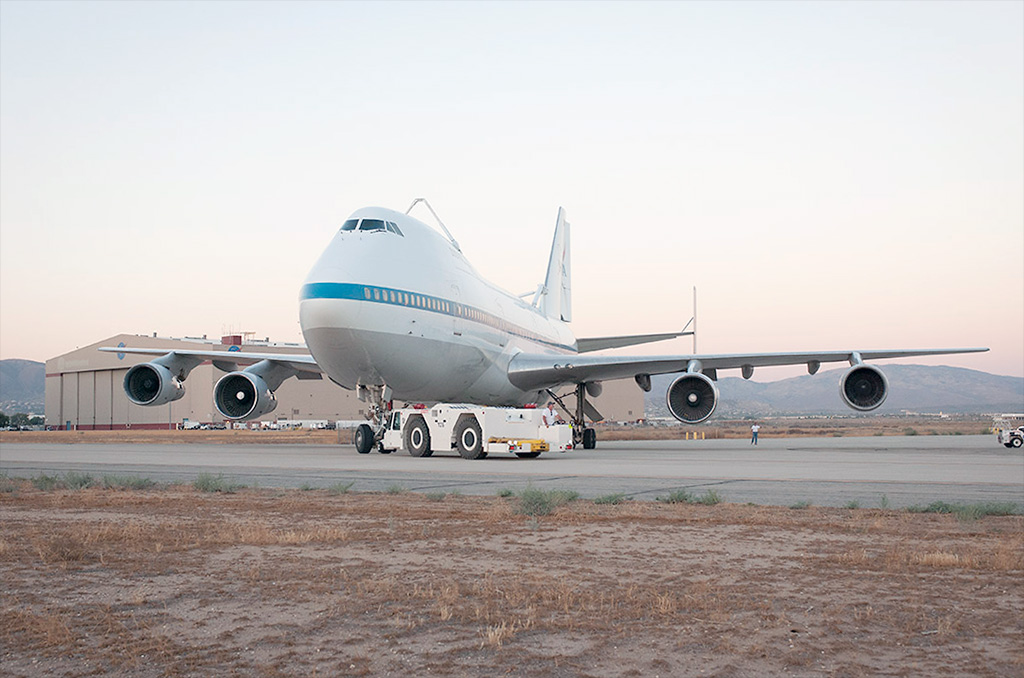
(1, 435, 1021, 508)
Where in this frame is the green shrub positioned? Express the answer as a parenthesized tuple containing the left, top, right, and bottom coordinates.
(516, 487, 579, 516)
(102, 475, 156, 490)
(657, 489, 695, 504)
(694, 490, 723, 506)
(789, 500, 811, 510)
(193, 473, 244, 493)
(844, 500, 860, 510)
(62, 472, 96, 490)
(594, 493, 627, 505)
(906, 501, 1020, 521)
(328, 481, 355, 495)
(32, 474, 61, 491)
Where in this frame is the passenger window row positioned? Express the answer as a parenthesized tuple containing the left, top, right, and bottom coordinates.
(360, 285, 550, 346)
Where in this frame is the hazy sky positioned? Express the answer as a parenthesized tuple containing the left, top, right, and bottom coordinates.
(2, 1, 1021, 380)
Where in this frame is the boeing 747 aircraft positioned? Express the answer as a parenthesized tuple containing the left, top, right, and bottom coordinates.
(103, 200, 986, 455)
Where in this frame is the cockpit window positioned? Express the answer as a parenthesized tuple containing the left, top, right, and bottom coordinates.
(386, 221, 404, 236)
(340, 219, 359, 231)
(359, 219, 386, 232)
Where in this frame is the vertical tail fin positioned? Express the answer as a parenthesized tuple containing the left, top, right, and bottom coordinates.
(539, 207, 572, 322)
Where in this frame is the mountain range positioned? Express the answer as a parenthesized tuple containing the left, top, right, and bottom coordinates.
(0, 359, 45, 414)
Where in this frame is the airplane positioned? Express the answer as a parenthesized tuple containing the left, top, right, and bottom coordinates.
(102, 199, 987, 456)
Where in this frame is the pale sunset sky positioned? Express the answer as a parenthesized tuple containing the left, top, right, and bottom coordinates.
(1, 1, 1021, 379)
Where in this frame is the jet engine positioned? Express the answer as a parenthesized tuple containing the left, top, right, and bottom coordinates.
(839, 364, 888, 411)
(123, 363, 185, 406)
(666, 373, 719, 424)
(214, 372, 278, 420)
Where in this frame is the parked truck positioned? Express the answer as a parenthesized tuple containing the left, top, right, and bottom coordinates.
(356, 404, 572, 459)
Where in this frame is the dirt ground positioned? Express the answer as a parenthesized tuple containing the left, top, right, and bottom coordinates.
(1, 484, 1021, 677)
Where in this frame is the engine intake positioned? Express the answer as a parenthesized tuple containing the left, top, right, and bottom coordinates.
(840, 365, 888, 411)
(123, 363, 185, 406)
(214, 372, 278, 420)
(666, 373, 719, 424)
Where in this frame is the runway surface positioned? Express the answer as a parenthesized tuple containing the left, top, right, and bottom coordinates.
(1, 434, 1021, 508)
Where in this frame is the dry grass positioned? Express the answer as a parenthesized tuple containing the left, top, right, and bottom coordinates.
(1, 485, 1021, 677)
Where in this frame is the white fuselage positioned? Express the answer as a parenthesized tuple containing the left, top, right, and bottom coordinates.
(299, 207, 576, 406)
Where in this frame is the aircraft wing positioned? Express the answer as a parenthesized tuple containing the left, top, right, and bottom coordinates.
(507, 347, 988, 391)
(99, 347, 321, 374)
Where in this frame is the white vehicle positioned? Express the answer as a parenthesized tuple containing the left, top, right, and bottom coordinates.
(997, 426, 1023, 449)
(366, 405, 572, 459)
(102, 200, 986, 454)
(993, 415, 1024, 449)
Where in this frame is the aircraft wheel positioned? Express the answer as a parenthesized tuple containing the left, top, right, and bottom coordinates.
(1012, 437, 1023, 449)
(405, 416, 431, 457)
(455, 416, 485, 459)
(354, 424, 374, 454)
(582, 428, 597, 450)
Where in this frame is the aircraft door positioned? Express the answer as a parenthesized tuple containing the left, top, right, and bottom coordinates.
(450, 284, 462, 335)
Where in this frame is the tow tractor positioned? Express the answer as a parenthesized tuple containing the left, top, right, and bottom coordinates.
(997, 426, 1023, 449)
(993, 414, 1024, 449)
(355, 404, 572, 459)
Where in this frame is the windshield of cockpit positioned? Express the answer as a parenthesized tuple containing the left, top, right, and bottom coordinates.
(340, 218, 404, 235)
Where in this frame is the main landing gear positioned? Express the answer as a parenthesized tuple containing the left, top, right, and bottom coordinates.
(547, 383, 599, 450)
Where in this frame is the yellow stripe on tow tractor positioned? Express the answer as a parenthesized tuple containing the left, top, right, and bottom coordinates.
(487, 438, 550, 452)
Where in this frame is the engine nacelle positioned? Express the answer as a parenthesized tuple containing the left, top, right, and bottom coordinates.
(666, 373, 719, 424)
(214, 372, 278, 420)
(840, 364, 888, 411)
(123, 363, 185, 406)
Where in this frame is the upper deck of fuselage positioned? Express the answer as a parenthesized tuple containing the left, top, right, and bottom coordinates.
(304, 207, 467, 287)
(300, 206, 578, 354)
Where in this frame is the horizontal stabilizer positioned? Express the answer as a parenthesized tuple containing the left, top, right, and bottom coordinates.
(577, 329, 693, 353)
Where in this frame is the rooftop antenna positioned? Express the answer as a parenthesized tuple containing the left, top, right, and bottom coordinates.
(406, 198, 460, 252)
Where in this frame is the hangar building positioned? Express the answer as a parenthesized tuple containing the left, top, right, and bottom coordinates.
(45, 333, 645, 430)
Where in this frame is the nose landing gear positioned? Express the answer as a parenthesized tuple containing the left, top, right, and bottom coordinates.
(354, 383, 393, 454)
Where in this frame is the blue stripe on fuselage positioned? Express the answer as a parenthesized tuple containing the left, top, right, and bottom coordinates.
(300, 282, 573, 353)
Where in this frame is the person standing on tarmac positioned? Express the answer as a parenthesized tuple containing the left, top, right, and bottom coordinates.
(751, 423, 760, 445)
